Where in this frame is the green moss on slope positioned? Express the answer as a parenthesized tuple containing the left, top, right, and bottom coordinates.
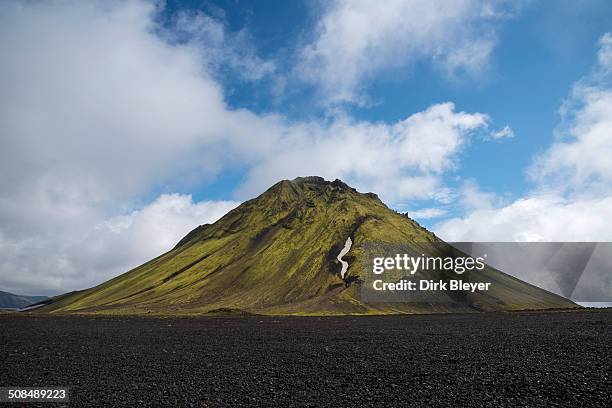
(39, 177, 577, 315)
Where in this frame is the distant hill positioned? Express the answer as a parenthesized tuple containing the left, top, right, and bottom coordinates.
(39, 176, 577, 315)
(0, 291, 47, 309)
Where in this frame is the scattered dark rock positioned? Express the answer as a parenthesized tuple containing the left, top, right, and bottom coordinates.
(0, 311, 609, 407)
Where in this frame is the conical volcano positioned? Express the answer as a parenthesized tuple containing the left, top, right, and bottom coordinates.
(39, 177, 576, 315)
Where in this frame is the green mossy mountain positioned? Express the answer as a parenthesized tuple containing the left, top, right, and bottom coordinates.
(39, 177, 576, 315)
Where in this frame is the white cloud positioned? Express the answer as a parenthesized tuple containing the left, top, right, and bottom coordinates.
(167, 10, 276, 81)
(436, 194, 612, 241)
(530, 34, 612, 194)
(0, 0, 261, 295)
(237, 102, 490, 203)
(297, 0, 513, 104)
(597, 32, 612, 70)
(489, 125, 515, 140)
(408, 207, 447, 219)
(436, 33, 612, 242)
(92, 194, 238, 263)
(0, 195, 238, 296)
(1, 0, 227, 207)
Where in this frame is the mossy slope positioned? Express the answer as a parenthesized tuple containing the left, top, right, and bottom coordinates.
(39, 177, 576, 315)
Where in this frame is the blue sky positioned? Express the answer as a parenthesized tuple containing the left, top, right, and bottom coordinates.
(1, 0, 612, 296)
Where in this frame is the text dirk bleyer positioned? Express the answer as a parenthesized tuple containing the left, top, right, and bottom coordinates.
(372, 279, 491, 292)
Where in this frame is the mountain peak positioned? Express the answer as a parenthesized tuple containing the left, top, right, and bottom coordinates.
(268, 176, 381, 203)
(260, 176, 384, 212)
(290, 176, 351, 191)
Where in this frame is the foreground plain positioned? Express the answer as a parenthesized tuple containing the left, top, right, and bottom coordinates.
(1, 311, 610, 407)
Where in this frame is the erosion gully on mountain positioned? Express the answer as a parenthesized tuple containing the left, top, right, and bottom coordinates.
(336, 237, 352, 279)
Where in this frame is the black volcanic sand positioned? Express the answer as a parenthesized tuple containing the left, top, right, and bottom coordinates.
(1, 311, 610, 407)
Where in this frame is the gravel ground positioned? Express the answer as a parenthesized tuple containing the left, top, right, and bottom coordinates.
(1, 311, 610, 407)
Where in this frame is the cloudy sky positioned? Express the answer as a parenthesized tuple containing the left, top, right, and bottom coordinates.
(1, 0, 612, 296)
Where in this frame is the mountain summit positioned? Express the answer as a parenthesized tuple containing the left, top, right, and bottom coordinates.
(40, 177, 575, 315)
